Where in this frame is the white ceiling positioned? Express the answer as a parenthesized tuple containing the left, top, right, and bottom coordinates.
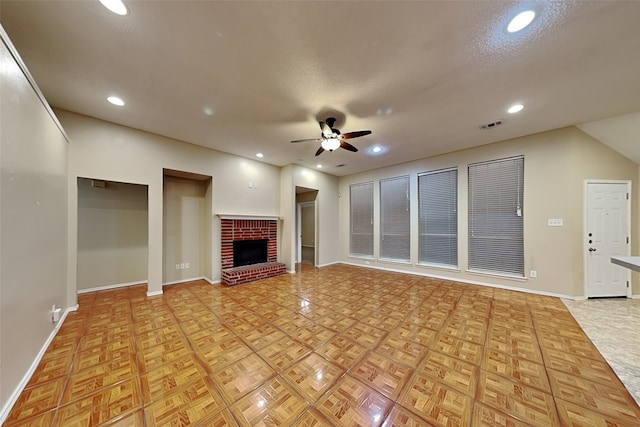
(2, 1, 639, 176)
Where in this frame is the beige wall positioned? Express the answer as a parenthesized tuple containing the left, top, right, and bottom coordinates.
(60, 110, 281, 293)
(339, 127, 639, 297)
(76, 178, 148, 291)
(0, 35, 68, 413)
(291, 165, 340, 267)
(163, 175, 207, 283)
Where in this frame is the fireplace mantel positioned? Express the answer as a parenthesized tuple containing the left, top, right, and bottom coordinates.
(216, 214, 281, 221)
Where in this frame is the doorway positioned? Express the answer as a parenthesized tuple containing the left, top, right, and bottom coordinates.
(295, 187, 318, 266)
(585, 181, 631, 298)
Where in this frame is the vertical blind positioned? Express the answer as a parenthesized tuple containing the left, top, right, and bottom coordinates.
(418, 168, 458, 267)
(380, 176, 410, 261)
(468, 156, 524, 276)
(350, 182, 374, 257)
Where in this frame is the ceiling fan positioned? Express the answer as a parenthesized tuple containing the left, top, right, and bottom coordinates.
(291, 117, 372, 156)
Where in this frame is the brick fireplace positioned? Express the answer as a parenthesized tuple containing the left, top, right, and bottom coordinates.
(220, 216, 285, 285)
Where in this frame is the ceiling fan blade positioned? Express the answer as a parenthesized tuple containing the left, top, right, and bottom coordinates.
(319, 121, 332, 137)
(340, 141, 358, 152)
(315, 146, 325, 156)
(291, 138, 322, 143)
(342, 130, 372, 140)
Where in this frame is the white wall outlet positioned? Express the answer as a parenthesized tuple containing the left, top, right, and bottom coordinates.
(180, 263, 185, 269)
(530, 270, 537, 278)
(548, 218, 563, 227)
(176, 263, 180, 270)
(185, 262, 189, 269)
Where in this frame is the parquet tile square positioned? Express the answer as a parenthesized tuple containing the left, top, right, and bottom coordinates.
(398, 372, 473, 426)
(541, 347, 621, 387)
(140, 354, 208, 404)
(137, 338, 193, 373)
(25, 353, 73, 387)
(555, 397, 636, 427)
(477, 371, 559, 426)
(291, 408, 334, 426)
(230, 377, 307, 426)
(54, 378, 142, 427)
(482, 348, 551, 392)
(316, 335, 368, 370)
(240, 323, 287, 351)
(73, 344, 136, 373)
(9, 265, 640, 427)
(143, 377, 226, 427)
(281, 353, 345, 403)
(390, 322, 437, 347)
(343, 322, 388, 349)
(291, 323, 337, 350)
(547, 369, 640, 424)
(196, 336, 253, 373)
(375, 335, 428, 368)
(431, 334, 484, 365)
(210, 353, 277, 404)
(5, 377, 65, 424)
(257, 335, 311, 372)
(380, 405, 433, 427)
(62, 356, 138, 403)
(418, 350, 479, 396)
(350, 352, 414, 400)
(316, 375, 393, 426)
(471, 402, 533, 427)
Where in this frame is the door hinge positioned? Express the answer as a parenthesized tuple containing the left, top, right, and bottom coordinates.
(627, 281, 630, 288)
(626, 193, 629, 200)
(627, 237, 630, 244)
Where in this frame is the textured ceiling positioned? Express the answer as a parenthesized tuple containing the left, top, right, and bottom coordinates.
(1, 1, 639, 175)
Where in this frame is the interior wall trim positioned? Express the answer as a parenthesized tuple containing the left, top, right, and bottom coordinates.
(76, 280, 147, 294)
(0, 24, 69, 142)
(0, 307, 72, 425)
(340, 261, 574, 300)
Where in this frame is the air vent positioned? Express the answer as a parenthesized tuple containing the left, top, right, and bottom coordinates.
(335, 164, 346, 168)
(480, 120, 503, 130)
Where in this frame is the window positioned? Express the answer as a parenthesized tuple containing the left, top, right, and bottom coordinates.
(350, 182, 373, 257)
(380, 176, 410, 261)
(468, 156, 524, 276)
(418, 168, 457, 267)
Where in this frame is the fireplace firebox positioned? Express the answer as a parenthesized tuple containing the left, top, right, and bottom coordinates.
(233, 239, 268, 267)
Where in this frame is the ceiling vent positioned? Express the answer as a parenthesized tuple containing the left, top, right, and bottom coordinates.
(335, 164, 346, 168)
(480, 120, 503, 130)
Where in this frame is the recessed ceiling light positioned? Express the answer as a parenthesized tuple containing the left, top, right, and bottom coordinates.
(99, 0, 128, 16)
(256, 153, 264, 158)
(316, 164, 323, 169)
(372, 146, 382, 153)
(507, 10, 536, 33)
(107, 96, 125, 106)
(508, 104, 524, 114)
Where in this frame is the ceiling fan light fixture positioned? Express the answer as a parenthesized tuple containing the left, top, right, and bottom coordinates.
(99, 0, 128, 16)
(507, 10, 536, 33)
(321, 138, 341, 151)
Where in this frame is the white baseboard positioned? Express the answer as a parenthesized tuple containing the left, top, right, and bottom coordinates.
(77, 280, 147, 294)
(162, 276, 213, 286)
(632, 294, 640, 299)
(340, 261, 574, 300)
(315, 261, 340, 268)
(0, 307, 72, 425)
(146, 290, 163, 297)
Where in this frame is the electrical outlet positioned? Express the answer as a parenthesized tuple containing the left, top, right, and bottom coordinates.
(530, 270, 537, 278)
(185, 262, 189, 269)
(176, 264, 180, 270)
(548, 218, 563, 227)
(180, 263, 185, 269)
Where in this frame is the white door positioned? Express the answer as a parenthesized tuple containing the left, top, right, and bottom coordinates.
(586, 182, 630, 297)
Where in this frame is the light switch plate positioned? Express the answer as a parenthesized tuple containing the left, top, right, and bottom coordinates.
(548, 218, 563, 227)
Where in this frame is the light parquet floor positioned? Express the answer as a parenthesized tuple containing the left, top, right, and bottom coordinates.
(5, 264, 640, 426)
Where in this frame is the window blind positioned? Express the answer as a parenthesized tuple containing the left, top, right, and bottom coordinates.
(418, 168, 457, 267)
(350, 182, 374, 257)
(468, 156, 524, 276)
(380, 176, 410, 261)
